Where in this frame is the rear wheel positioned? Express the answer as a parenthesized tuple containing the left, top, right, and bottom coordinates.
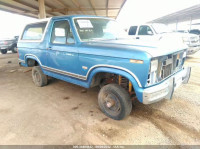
(11, 46, 17, 53)
(98, 84, 132, 120)
(1, 49, 7, 54)
(32, 66, 48, 87)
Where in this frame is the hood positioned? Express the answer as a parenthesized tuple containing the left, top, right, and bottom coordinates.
(154, 32, 199, 41)
(176, 32, 199, 38)
(82, 38, 186, 58)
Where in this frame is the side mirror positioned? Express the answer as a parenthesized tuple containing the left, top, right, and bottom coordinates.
(147, 31, 153, 35)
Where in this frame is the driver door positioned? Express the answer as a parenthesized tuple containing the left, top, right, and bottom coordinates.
(136, 25, 154, 40)
(46, 20, 80, 76)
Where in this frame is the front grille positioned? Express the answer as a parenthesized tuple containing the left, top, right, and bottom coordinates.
(161, 64, 172, 78)
(191, 40, 199, 44)
(191, 40, 198, 43)
(159, 51, 185, 80)
(147, 50, 186, 86)
(190, 37, 199, 44)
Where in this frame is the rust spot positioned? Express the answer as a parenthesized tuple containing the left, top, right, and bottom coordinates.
(71, 106, 78, 110)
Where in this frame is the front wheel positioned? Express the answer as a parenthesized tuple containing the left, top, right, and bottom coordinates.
(1, 49, 7, 54)
(32, 66, 48, 87)
(98, 84, 132, 120)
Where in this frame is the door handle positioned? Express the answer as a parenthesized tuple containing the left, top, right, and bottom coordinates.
(136, 37, 140, 39)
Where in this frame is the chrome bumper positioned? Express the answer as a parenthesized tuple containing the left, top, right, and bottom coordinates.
(143, 67, 191, 104)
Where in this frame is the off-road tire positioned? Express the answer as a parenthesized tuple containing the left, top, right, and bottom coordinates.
(98, 84, 132, 120)
(1, 49, 7, 54)
(32, 66, 48, 87)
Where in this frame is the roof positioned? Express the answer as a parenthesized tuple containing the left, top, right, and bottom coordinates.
(128, 23, 153, 27)
(149, 4, 200, 24)
(26, 15, 115, 25)
(0, 0, 126, 19)
(52, 14, 114, 19)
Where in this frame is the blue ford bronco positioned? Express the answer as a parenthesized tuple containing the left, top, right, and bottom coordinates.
(18, 15, 191, 120)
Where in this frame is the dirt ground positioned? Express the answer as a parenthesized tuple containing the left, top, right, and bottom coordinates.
(0, 51, 200, 145)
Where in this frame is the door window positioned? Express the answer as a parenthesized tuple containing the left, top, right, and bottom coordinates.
(51, 20, 75, 44)
(128, 26, 138, 35)
(138, 25, 153, 35)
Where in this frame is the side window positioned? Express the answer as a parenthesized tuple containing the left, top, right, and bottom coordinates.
(128, 26, 137, 35)
(22, 22, 47, 40)
(51, 20, 75, 44)
(138, 25, 153, 35)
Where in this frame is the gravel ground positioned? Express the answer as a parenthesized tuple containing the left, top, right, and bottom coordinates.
(0, 51, 200, 145)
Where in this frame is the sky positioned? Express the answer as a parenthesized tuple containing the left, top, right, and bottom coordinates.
(117, 0, 200, 29)
(0, 11, 36, 38)
(0, 0, 200, 38)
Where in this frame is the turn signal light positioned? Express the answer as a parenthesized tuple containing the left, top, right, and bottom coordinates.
(130, 59, 143, 64)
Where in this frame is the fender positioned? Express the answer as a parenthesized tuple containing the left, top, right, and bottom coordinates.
(87, 66, 142, 88)
(23, 54, 44, 70)
(25, 54, 42, 66)
(87, 66, 144, 102)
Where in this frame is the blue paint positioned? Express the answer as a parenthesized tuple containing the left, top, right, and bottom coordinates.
(17, 15, 185, 103)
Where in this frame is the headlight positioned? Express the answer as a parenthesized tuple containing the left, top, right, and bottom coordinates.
(147, 59, 158, 86)
(150, 59, 158, 72)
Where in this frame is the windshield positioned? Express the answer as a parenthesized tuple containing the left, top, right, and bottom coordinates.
(152, 23, 172, 34)
(74, 18, 127, 41)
